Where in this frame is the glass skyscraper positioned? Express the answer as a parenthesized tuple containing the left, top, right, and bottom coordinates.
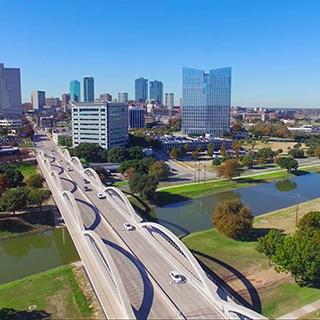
(83, 76, 94, 102)
(182, 67, 231, 137)
(135, 77, 148, 101)
(70, 80, 81, 102)
(149, 80, 163, 104)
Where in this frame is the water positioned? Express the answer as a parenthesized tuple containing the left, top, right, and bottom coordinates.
(151, 172, 320, 236)
(0, 227, 79, 284)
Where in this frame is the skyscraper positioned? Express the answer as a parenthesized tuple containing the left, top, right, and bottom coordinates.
(135, 77, 148, 102)
(118, 92, 128, 103)
(165, 93, 174, 109)
(182, 67, 231, 137)
(61, 93, 70, 107)
(128, 107, 144, 129)
(149, 80, 163, 104)
(31, 91, 46, 111)
(83, 76, 94, 102)
(0, 63, 22, 115)
(70, 80, 81, 102)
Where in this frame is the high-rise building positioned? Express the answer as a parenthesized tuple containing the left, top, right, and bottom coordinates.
(128, 107, 144, 129)
(46, 97, 61, 107)
(118, 92, 128, 103)
(70, 80, 81, 102)
(182, 67, 231, 137)
(165, 93, 174, 109)
(72, 102, 128, 149)
(62, 93, 70, 107)
(31, 91, 46, 111)
(83, 76, 94, 102)
(135, 77, 148, 102)
(99, 93, 112, 102)
(0, 63, 22, 115)
(149, 80, 163, 104)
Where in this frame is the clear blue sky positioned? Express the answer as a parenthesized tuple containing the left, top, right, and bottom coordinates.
(1, 0, 319, 107)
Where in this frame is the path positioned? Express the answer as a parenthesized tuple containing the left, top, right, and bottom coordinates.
(278, 299, 320, 319)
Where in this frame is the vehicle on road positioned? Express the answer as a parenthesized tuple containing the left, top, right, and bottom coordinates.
(83, 178, 90, 184)
(169, 271, 186, 284)
(97, 192, 106, 199)
(67, 167, 73, 171)
(84, 185, 90, 192)
(123, 223, 135, 231)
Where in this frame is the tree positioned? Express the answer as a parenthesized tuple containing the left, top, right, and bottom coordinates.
(128, 146, 144, 160)
(288, 148, 305, 159)
(128, 173, 159, 200)
(25, 173, 44, 188)
(232, 141, 241, 158)
(276, 156, 299, 173)
(169, 148, 180, 159)
(213, 200, 253, 239)
(0, 174, 8, 195)
(27, 188, 51, 209)
(218, 159, 241, 180)
(107, 147, 128, 163)
(149, 161, 170, 180)
(257, 147, 274, 163)
(0, 187, 28, 214)
(297, 211, 320, 236)
(207, 143, 214, 157)
(182, 143, 189, 154)
(70, 143, 102, 162)
(220, 143, 227, 157)
(191, 150, 199, 160)
(241, 153, 255, 169)
(256, 229, 285, 263)
(128, 173, 143, 194)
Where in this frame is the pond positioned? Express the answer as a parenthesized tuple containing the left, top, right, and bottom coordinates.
(151, 172, 320, 236)
(0, 227, 79, 284)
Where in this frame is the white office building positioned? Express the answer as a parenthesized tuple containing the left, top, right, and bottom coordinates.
(72, 102, 128, 149)
(0, 63, 22, 116)
(117, 92, 128, 103)
(0, 118, 22, 128)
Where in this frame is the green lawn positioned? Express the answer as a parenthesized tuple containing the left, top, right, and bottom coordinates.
(0, 265, 92, 319)
(16, 162, 37, 180)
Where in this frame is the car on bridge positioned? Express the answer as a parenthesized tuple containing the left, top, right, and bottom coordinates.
(123, 223, 135, 231)
(169, 271, 186, 284)
(97, 192, 106, 199)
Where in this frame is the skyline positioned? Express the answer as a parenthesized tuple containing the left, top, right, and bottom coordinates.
(1, 0, 320, 107)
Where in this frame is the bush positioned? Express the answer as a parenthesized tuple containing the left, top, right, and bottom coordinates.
(213, 199, 253, 239)
(25, 173, 44, 188)
(128, 173, 159, 200)
(288, 148, 305, 158)
(218, 159, 241, 180)
(297, 211, 320, 236)
(276, 156, 299, 172)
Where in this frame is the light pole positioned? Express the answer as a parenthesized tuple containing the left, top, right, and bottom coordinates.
(295, 193, 300, 227)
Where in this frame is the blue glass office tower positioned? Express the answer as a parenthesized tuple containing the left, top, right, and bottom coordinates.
(83, 77, 94, 102)
(149, 80, 163, 104)
(70, 80, 81, 102)
(182, 67, 231, 137)
(135, 77, 148, 102)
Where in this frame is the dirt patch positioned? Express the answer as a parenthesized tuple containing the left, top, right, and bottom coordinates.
(46, 284, 71, 318)
(72, 264, 105, 319)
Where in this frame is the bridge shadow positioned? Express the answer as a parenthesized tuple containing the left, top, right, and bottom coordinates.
(101, 238, 154, 320)
(51, 164, 64, 175)
(61, 177, 78, 193)
(191, 250, 262, 313)
(76, 198, 101, 230)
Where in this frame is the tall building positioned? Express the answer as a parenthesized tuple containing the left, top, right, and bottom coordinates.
(182, 67, 231, 137)
(99, 93, 112, 102)
(46, 97, 61, 107)
(165, 93, 174, 109)
(72, 102, 128, 149)
(0, 63, 22, 115)
(83, 76, 94, 102)
(118, 92, 128, 103)
(135, 77, 148, 102)
(149, 80, 163, 104)
(70, 80, 81, 102)
(128, 107, 144, 129)
(31, 91, 46, 111)
(61, 93, 70, 107)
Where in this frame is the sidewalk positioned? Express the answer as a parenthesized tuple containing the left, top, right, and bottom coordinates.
(278, 300, 320, 319)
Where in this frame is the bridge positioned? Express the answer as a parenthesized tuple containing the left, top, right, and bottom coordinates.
(35, 131, 266, 319)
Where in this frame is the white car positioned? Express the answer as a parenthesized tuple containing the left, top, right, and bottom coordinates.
(123, 223, 135, 231)
(169, 271, 185, 284)
(97, 192, 106, 199)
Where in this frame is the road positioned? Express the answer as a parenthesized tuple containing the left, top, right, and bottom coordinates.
(35, 131, 227, 319)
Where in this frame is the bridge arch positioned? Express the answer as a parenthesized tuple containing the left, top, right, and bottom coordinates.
(103, 187, 141, 224)
(61, 148, 71, 160)
(83, 230, 135, 319)
(84, 168, 104, 190)
(50, 170, 63, 192)
(71, 156, 84, 171)
(61, 191, 84, 230)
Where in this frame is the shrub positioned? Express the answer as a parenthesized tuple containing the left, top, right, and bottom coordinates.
(25, 173, 44, 188)
(288, 148, 305, 158)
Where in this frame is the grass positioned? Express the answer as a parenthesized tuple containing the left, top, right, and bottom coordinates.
(16, 162, 37, 180)
(0, 265, 92, 319)
(254, 197, 320, 234)
(261, 283, 320, 318)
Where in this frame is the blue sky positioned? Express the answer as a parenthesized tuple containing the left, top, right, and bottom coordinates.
(1, 0, 320, 107)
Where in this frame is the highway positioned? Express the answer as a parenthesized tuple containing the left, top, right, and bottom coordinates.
(35, 130, 265, 320)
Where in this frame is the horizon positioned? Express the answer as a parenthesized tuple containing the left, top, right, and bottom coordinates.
(1, 0, 320, 108)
